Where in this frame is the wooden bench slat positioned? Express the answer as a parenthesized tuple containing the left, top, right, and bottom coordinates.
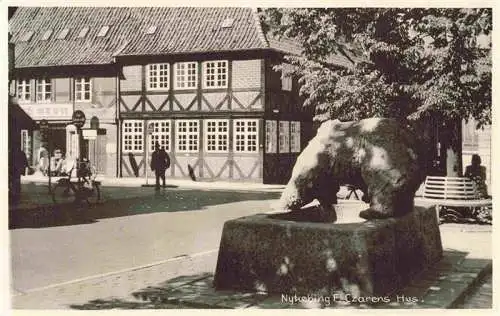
(424, 187, 475, 192)
(426, 176, 472, 181)
(421, 176, 492, 213)
(424, 199, 492, 207)
(425, 182, 475, 187)
(424, 195, 477, 199)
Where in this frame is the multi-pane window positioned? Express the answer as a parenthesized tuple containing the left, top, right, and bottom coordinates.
(176, 120, 199, 153)
(147, 120, 171, 152)
(75, 77, 91, 101)
(265, 120, 277, 153)
(174, 62, 197, 89)
(36, 78, 52, 103)
(279, 121, 290, 153)
(17, 79, 31, 102)
(205, 120, 229, 152)
(290, 121, 301, 153)
(148, 63, 169, 90)
(234, 119, 258, 153)
(203, 60, 228, 88)
(123, 120, 143, 153)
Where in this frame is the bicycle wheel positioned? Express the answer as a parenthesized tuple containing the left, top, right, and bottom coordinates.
(52, 180, 76, 203)
(86, 182, 101, 204)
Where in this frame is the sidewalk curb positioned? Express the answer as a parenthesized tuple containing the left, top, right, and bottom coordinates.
(21, 177, 286, 192)
(443, 260, 492, 308)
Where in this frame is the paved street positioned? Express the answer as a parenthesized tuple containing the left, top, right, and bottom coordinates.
(10, 184, 281, 294)
(9, 182, 492, 309)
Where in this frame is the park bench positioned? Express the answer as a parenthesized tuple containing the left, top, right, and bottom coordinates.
(421, 176, 492, 223)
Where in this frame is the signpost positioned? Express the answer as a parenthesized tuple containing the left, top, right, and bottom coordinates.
(146, 123, 155, 186)
(72, 110, 86, 180)
(72, 110, 86, 160)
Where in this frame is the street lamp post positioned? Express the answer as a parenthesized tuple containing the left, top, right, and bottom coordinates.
(146, 123, 155, 186)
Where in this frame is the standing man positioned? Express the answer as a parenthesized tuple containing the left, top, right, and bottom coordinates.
(151, 142, 170, 190)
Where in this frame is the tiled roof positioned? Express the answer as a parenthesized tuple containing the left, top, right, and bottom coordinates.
(9, 7, 269, 68)
(10, 7, 134, 68)
(9, 7, 351, 69)
(117, 7, 268, 56)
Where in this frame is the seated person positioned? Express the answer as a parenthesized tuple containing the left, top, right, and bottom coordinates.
(37, 149, 49, 175)
(50, 149, 64, 176)
(464, 154, 488, 198)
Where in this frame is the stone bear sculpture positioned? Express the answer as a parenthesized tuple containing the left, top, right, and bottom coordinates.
(277, 118, 424, 221)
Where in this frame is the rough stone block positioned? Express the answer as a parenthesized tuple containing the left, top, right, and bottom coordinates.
(214, 206, 442, 297)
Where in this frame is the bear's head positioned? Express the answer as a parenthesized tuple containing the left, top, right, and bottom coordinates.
(276, 136, 333, 211)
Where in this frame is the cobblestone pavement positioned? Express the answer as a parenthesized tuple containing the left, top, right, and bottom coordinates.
(455, 274, 492, 308)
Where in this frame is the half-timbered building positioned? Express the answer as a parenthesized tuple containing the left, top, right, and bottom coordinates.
(8, 7, 353, 183)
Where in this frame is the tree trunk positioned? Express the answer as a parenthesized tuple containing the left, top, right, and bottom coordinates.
(440, 118, 463, 177)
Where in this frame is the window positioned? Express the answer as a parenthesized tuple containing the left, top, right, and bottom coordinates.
(282, 76, 292, 91)
(265, 120, 277, 153)
(221, 18, 235, 28)
(176, 120, 199, 153)
(75, 77, 91, 101)
(20, 31, 34, 42)
(41, 30, 53, 40)
(281, 64, 293, 91)
(21, 129, 31, 162)
(205, 120, 229, 152)
(174, 62, 197, 89)
(290, 121, 301, 153)
(57, 28, 69, 40)
(17, 79, 31, 102)
(148, 63, 169, 90)
(36, 78, 52, 103)
(203, 60, 228, 88)
(282, 64, 293, 91)
(97, 26, 110, 37)
(146, 26, 157, 35)
(147, 120, 171, 152)
(279, 121, 290, 153)
(234, 119, 258, 153)
(78, 27, 89, 38)
(123, 120, 143, 153)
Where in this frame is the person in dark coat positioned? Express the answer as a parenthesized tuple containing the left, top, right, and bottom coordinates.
(151, 142, 170, 190)
(10, 148, 29, 204)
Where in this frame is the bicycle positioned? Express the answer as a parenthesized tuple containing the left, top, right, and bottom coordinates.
(51, 159, 101, 206)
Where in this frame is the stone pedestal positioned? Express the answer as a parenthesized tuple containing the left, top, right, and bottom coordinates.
(214, 206, 442, 297)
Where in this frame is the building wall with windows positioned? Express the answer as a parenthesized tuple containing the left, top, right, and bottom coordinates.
(117, 56, 311, 183)
(9, 7, 332, 183)
(118, 56, 272, 181)
(12, 72, 118, 177)
(262, 59, 313, 184)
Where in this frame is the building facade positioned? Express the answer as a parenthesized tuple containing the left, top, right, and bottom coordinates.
(9, 7, 352, 183)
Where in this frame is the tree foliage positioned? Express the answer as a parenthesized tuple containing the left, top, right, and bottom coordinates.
(261, 8, 492, 127)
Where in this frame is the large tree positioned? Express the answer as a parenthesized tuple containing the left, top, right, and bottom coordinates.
(261, 8, 491, 176)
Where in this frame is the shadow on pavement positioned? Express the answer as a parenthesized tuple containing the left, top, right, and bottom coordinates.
(69, 250, 485, 310)
(9, 187, 281, 230)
